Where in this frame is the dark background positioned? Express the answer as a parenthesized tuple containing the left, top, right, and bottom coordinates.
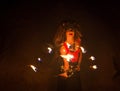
(0, 0, 120, 91)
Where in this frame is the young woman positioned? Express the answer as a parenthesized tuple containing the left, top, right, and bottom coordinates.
(53, 20, 83, 91)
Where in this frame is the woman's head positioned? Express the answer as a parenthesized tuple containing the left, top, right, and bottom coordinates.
(54, 20, 82, 46)
(66, 28, 75, 39)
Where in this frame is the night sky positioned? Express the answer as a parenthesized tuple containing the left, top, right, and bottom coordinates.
(0, 1, 120, 91)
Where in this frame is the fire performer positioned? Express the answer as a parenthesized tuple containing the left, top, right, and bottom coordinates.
(53, 20, 83, 91)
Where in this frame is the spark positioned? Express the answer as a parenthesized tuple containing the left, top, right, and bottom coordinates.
(90, 65, 98, 70)
(38, 57, 41, 62)
(29, 65, 37, 72)
(89, 56, 95, 61)
(60, 54, 74, 62)
(47, 47, 52, 53)
(80, 46, 87, 53)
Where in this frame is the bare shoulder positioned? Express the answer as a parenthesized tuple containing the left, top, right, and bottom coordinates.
(60, 44, 67, 55)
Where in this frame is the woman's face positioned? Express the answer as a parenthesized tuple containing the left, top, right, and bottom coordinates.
(66, 28, 75, 38)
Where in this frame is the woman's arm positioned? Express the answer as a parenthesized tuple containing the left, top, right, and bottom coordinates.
(78, 49, 82, 66)
(75, 40, 82, 71)
(60, 45, 69, 72)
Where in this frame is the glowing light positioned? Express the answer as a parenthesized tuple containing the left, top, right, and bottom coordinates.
(29, 65, 37, 72)
(47, 47, 52, 53)
(38, 58, 41, 61)
(89, 56, 95, 61)
(80, 46, 87, 53)
(90, 65, 98, 70)
(60, 54, 74, 62)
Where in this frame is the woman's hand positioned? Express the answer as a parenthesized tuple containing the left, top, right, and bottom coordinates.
(58, 72, 68, 78)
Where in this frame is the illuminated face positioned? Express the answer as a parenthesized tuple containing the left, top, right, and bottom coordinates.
(66, 28, 75, 38)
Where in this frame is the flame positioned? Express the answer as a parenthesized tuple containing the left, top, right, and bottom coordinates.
(90, 65, 98, 70)
(38, 57, 41, 61)
(80, 46, 87, 53)
(60, 54, 74, 62)
(29, 65, 37, 72)
(89, 56, 95, 61)
(47, 47, 52, 53)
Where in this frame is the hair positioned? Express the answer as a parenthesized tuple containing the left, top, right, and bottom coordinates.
(53, 20, 82, 47)
(52, 20, 82, 59)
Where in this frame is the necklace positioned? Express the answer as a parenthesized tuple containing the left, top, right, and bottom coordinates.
(66, 42, 75, 52)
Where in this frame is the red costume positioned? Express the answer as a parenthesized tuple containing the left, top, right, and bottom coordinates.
(63, 42, 80, 63)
